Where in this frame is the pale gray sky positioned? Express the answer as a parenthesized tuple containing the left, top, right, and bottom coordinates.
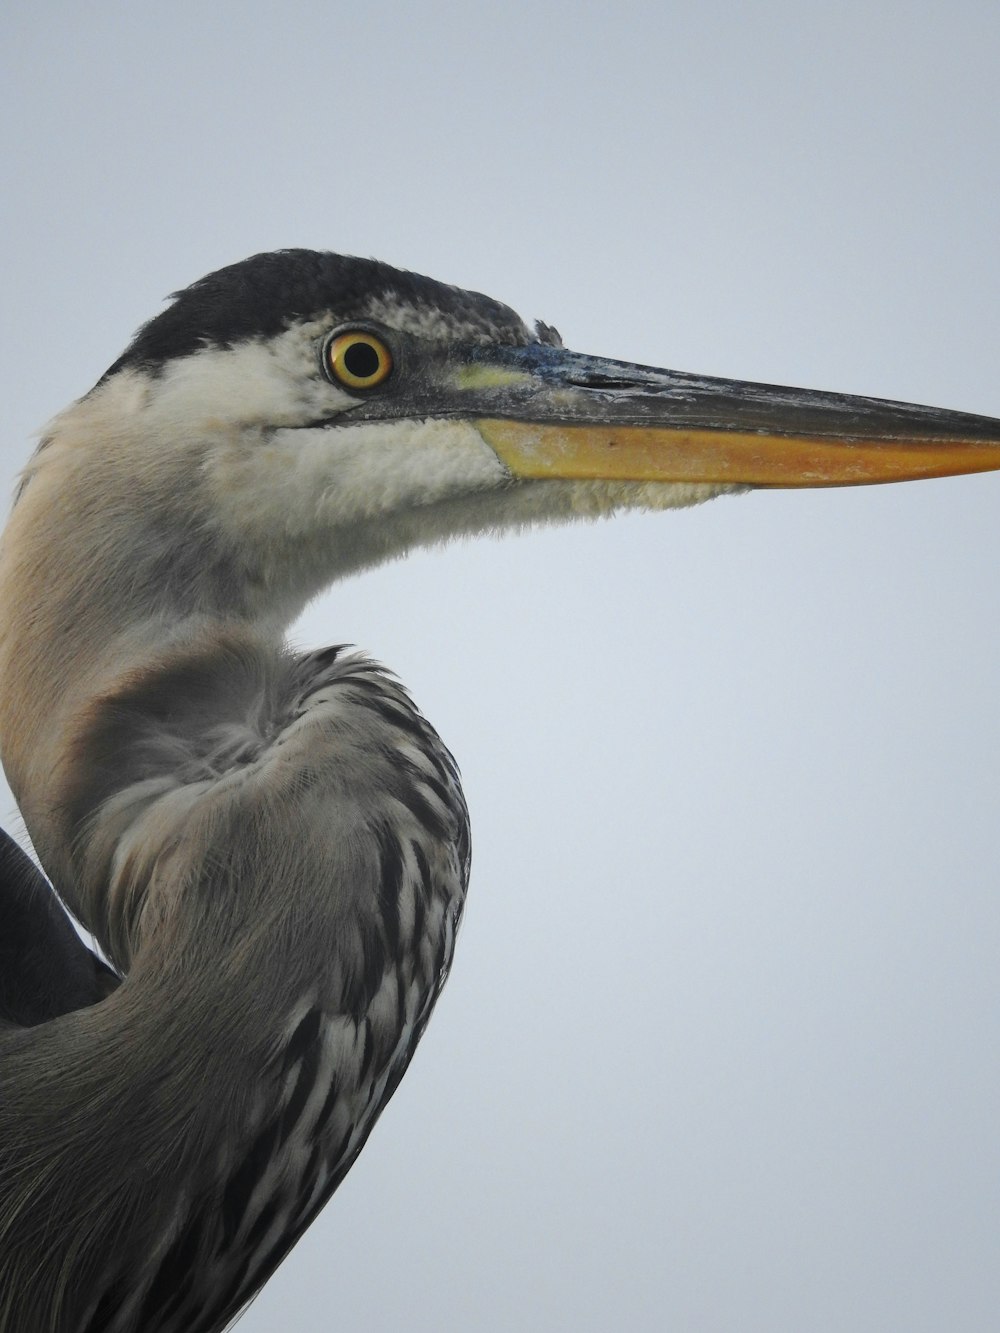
(3, 3, 999, 1330)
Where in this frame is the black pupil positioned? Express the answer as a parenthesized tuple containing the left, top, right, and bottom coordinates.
(343, 341, 381, 380)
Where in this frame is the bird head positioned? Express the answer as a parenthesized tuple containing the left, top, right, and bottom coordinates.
(15, 248, 999, 632)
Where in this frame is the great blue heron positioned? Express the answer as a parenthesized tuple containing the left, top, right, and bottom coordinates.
(0, 250, 997, 1332)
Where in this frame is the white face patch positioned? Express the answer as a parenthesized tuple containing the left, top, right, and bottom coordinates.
(206, 416, 509, 545)
(140, 321, 355, 435)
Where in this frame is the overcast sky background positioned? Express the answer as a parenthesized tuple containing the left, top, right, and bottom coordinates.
(3, 4, 1000, 1330)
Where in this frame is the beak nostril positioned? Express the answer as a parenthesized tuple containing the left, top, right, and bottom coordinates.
(563, 373, 643, 390)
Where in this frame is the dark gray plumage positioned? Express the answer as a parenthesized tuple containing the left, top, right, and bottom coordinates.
(0, 830, 117, 1026)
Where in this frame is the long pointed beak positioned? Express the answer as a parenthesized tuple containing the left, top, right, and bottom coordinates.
(459, 345, 1000, 487)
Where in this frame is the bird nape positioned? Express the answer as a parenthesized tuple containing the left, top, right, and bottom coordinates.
(0, 249, 997, 1333)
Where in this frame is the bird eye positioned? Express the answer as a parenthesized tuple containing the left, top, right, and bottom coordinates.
(325, 329, 393, 390)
